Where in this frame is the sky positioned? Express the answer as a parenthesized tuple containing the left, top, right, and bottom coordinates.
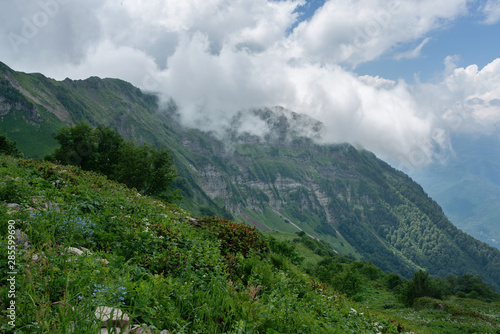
(0, 0, 499, 171)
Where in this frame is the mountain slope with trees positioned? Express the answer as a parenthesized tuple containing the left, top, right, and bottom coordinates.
(1, 61, 499, 290)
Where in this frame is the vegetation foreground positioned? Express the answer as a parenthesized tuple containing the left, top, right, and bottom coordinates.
(1, 155, 499, 333)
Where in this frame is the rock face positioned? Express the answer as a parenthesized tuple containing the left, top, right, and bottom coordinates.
(0, 79, 43, 123)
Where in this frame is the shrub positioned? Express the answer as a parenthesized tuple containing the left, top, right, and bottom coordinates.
(266, 235, 304, 265)
(197, 216, 267, 257)
(399, 270, 447, 307)
(385, 273, 403, 290)
(0, 134, 23, 157)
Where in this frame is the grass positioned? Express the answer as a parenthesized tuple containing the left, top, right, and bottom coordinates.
(1, 155, 499, 333)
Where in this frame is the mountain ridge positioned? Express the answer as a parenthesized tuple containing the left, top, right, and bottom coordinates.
(1, 61, 499, 290)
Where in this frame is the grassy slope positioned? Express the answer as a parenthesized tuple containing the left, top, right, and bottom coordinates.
(1, 155, 499, 333)
(0, 156, 400, 333)
(266, 230, 500, 334)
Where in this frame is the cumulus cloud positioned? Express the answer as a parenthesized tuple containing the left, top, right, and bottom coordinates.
(0, 0, 103, 71)
(288, 0, 468, 66)
(0, 0, 499, 170)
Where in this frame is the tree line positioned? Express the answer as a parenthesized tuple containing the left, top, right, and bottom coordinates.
(43, 122, 179, 200)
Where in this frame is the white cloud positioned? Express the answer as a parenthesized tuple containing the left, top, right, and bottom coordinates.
(0, 0, 499, 170)
(482, 0, 500, 24)
(394, 37, 431, 60)
(288, 0, 468, 66)
(415, 57, 500, 136)
(0, 0, 103, 71)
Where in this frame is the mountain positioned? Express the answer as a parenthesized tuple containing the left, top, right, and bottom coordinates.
(411, 134, 500, 249)
(3, 155, 499, 334)
(1, 61, 500, 290)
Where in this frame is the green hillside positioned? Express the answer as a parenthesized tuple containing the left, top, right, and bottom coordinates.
(1, 155, 500, 333)
(1, 61, 500, 291)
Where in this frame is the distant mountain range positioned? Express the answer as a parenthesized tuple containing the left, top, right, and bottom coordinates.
(1, 61, 499, 290)
(412, 134, 500, 249)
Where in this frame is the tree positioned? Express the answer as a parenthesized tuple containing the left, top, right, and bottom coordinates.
(332, 264, 365, 297)
(45, 122, 98, 169)
(46, 123, 179, 200)
(0, 134, 23, 157)
(399, 270, 447, 307)
(385, 273, 403, 290)
(94, 125, 124, 177)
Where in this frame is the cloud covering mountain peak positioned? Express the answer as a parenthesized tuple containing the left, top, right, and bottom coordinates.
(0, 0, 498, 171)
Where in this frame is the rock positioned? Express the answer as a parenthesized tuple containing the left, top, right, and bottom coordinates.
(43, 201, 61, 212)
(99, 258, 110, 265)
(67, 247, 84, 256)
(80, 247, 93, 256)
(185, 216, 201, 227)
(159, 330, 171, 334)
(95, 306, 130, 330)
(7, 203, 20, 214)
(100, 329, 123, 334)
(185, 216, 197, 223)
(15, 229, 29, 245)
(31, 196, 46, 205)
(2, 176, 19, 182)
(26, 207, 38, 214)
(32, 252, 45, 261)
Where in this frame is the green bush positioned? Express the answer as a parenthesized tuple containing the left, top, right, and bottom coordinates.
(0, 134, 23, 157)
(399, 270, 448, 307)
(385, 273, 403, 290)
(45, 123, 179, 199)
(197, 216, 267, 257)
(0, 180, 28, 203)
(266, 235, 304, 265)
